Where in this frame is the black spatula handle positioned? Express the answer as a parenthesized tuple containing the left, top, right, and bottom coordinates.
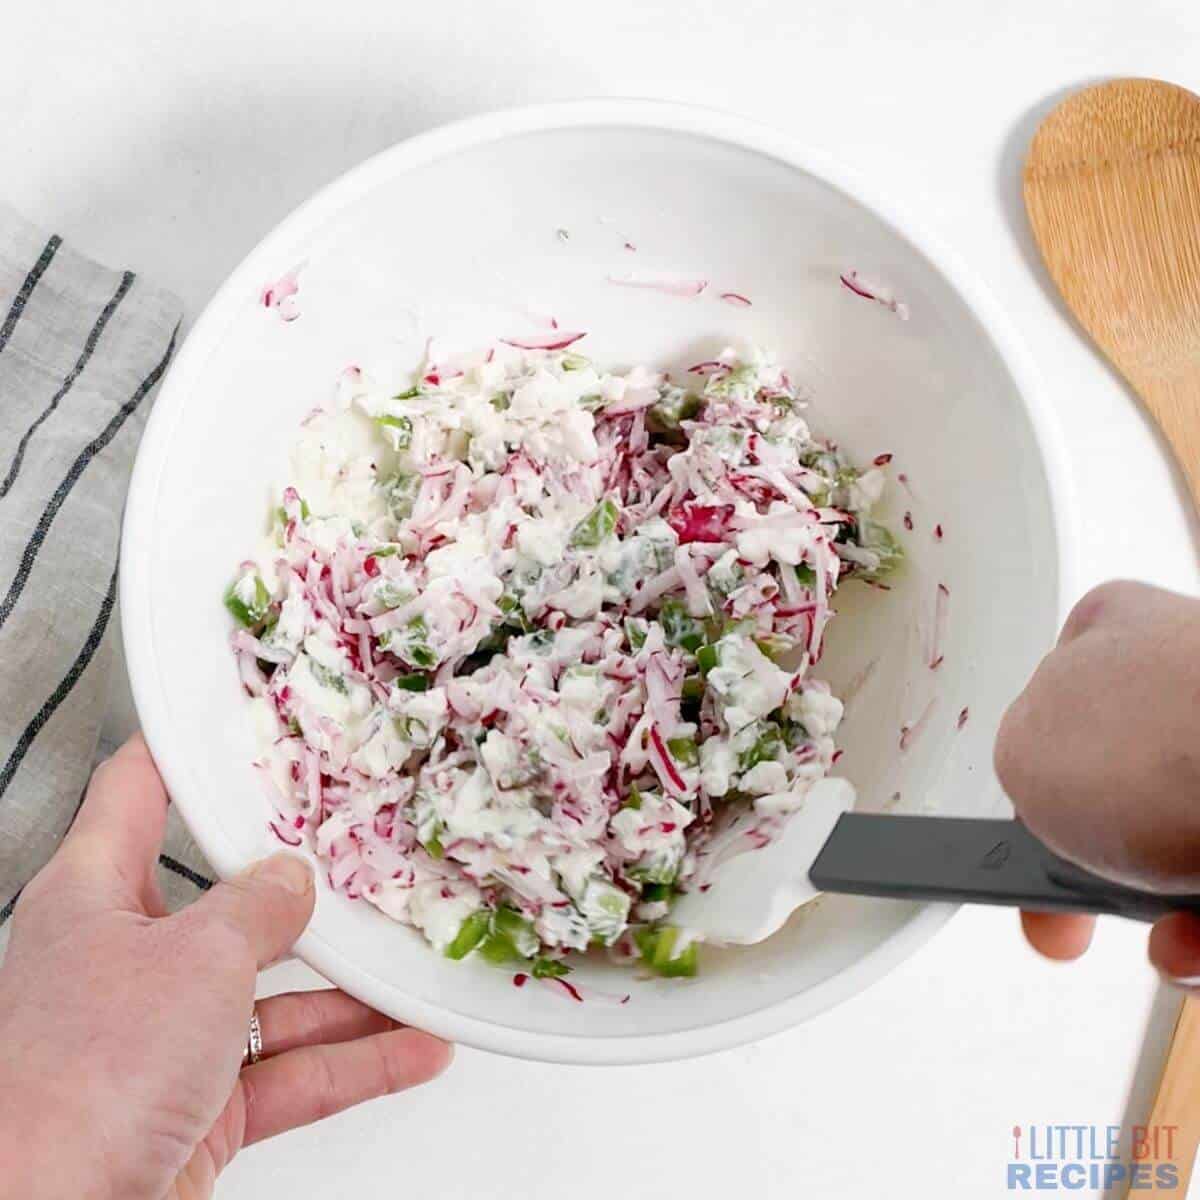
(809, 813, 1200, 922)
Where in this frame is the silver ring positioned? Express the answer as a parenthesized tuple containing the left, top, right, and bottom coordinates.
(241, 1009, 263, 1068)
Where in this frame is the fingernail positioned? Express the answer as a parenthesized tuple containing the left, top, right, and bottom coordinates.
(245, 853, 313, 896)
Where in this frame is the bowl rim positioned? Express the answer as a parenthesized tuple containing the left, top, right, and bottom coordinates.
(121, 98, 1079, 1065)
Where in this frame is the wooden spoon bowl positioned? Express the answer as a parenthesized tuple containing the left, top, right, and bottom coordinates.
(1025, 78, 1200, 502)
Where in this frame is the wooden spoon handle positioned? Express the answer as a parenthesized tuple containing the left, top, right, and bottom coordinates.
(1129, 367, 1200, 514)
(1129, 996, 1200, 1196)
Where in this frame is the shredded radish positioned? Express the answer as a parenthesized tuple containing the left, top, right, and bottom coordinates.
(607, 274, 708, 297)
(839, 270, 910, 320)
(719, 292, 753, 307)
(899, 698, 936, 752)
(225, 341, 898, 977)
(500, 331, 586, 351)
(930, 582, 950, 670)
(957, 706, 970, 730)
(261, 264, 304, 323)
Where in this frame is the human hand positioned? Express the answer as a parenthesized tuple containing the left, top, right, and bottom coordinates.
(995, 580, 1200, 981)
(0, 735, 452, 1200)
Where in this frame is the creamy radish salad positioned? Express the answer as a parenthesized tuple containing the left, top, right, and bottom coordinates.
(226, 342, 899, 979)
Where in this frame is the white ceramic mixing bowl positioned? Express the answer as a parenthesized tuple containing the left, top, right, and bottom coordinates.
(121, 101, 1075, 1064)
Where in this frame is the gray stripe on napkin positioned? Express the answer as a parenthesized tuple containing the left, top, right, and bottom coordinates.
(0, 205, 212, 948)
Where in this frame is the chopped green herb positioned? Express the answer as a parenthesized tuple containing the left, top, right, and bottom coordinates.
(309, 659, 349, 695)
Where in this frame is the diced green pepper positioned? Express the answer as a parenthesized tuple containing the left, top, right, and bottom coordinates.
(476, 934, 517, 964)
(382, 472, 419, 521)
(681, 676, 704, 702)
(392, 386, 421, 400)
(491, 907, 539, 958)
(580, 878, 632, 945)
(223, 575, 271, 628)
(376, 414, 413, 449)
(648, 387, 701, 432)
(641, 882, 675, 903)
(388, 616, 438, 670)
(570, 498, 619, 548)
(738, 725, 782, 772)
(405, 644, 437, 669)
(560, 352, 590, 372)
(274, 495, 312, 527)
(658, 598, 704, 652)
(695, 644, 719, 675)
(854, 520, 904, 582)
(624, 616, 649, 652)
(532, 957, 571, 979)
(444, 910, 490, 960)
(498, 593, 532, 632)
(634, 926, 698, 977)
(666, 737, 698, 767)
(370, 545, 400, 558)
(755, 634, 792, 662)
(394, 673, 430, 692)
(795, 564, 817, 588)
(623, 784, 643, 810)
(629, 856, 679, 886)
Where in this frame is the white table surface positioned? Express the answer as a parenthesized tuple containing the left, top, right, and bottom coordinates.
(6, 1, 1200, 1196)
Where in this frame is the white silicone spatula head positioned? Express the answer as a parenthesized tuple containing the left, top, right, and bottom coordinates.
(670, 778, 857, 945)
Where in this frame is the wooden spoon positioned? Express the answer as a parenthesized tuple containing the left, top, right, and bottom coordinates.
(1025, 77, 1200, 1198)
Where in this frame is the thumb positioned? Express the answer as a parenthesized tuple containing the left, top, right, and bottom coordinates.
(185, 853, 316, 968)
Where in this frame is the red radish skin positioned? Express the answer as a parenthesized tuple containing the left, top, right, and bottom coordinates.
(500, 331, 587, 352)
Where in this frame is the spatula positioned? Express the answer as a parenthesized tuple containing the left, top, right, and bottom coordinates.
(1023, 76, 1200, 1200)
(672, 781, 1200, 945)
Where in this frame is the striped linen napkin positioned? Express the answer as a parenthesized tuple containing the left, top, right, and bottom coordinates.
(0, 205, 213, 951)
